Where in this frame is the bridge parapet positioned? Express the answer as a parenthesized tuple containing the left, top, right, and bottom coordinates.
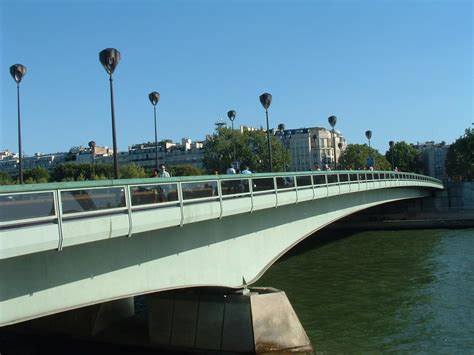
(0, 171, 442, 260)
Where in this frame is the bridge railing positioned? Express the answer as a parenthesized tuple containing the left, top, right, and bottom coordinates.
(0, 171, 442, 259)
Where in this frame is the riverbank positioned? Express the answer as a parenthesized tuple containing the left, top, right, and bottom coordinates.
(330, 182, 474, 230)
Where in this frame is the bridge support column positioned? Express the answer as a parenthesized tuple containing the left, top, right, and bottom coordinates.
(146, 287, 312, 353)
(21, 297, 135, 337)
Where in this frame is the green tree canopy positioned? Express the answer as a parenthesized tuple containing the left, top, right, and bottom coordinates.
(203, 128, 290, 174)
(385, 141, 420, 173)
(339, 144, 391, 171)
(51, 163, 113, 182)
(0, 171, 13, 185)
(169, 165, 204, 177)
(51, 162, 151, 181)
(446, 128, 474, 181)
(24, 166, 50, 184)
(120, 163, 147, 179)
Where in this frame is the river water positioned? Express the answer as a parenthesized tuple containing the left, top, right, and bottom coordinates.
(257, 228, 474, 353)
(2, 228, 472, 354)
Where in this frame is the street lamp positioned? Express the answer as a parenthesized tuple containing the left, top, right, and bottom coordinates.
(99, 48, 121, 179)
(365, 130, 373, 169)
(365, 130, 372, 148)
(149, 91, 161, 172)
(88, 140, 96, 178)
(278, 123, 286, 172)
(9, 64, 27, 184)
(337, 142, 343, 170)
(328, 115, 337, 170)
(227, 110, 237, 167)
(259, 93, 273, 172)
(389, 140, 395, 170)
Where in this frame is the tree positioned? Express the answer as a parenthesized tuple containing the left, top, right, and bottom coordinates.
(120, 163, 147, 179)
(169, 165, 204, 177)
(339, 144, 391, 171)
(385, 141, 420, 172)
(23, 167, 50, 184)
(51, 163, 113, 182)
(203, 128, 290, 174)
(0, 171, 13, 185)
(446, 128, 474, 181)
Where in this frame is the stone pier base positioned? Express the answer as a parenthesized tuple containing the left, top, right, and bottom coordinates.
(147, 287, 313, 353)
(13, 297, 135, 338)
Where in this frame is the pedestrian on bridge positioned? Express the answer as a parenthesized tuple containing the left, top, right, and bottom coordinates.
(241, 166, 252, 174)
(226, 164, 236, 174)
(159, 164, 170, 178)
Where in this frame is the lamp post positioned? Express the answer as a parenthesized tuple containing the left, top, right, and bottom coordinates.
(88, 140, 96, 178)
(328, 116, 337, 170)
(389, 140, 395, 170)
(227, 110, 237, 167)
(149, 91, 161, 172)
(365, 130, 372, 148)
(259, 93, 273, 172)
(9, 64, 27, 184)
(99, 48, 121, 179)
(337, 142, 343, 170)
(278, 123, 286, 172)
(365, 130, 373, 169)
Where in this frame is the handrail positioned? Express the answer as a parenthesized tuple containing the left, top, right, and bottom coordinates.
(0, 171, 443, 230)
(0, 170, 442, 193)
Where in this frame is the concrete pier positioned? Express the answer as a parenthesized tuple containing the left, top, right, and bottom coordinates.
(2, 288, 312, 353)
(146, 287, 313, 353)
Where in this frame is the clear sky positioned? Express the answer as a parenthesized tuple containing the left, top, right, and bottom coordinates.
(1, 0, 472, 156)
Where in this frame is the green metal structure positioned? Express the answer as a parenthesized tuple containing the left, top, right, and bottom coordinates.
(0, 171, 442, 326)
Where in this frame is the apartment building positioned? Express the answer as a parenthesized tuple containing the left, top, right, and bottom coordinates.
(277, 127, 346, 171)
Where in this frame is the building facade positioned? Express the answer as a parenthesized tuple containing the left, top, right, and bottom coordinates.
(412, 141, 450, 181)
(277, 127, 346, 171)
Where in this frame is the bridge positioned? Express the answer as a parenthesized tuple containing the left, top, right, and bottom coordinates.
(1, 170, 442, 331)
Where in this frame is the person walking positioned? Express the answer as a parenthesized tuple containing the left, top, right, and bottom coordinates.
(158, 164, 170, 178)
(241, 166, 252, 174)
(226, 164, 236, 174)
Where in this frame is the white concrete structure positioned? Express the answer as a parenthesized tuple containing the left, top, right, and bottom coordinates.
(277, 127, 346, 171)
(0, 171, 442, 326)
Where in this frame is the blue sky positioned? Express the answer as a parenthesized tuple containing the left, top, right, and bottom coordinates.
(1, 0, 472, 155)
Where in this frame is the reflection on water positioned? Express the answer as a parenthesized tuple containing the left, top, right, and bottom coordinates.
(256, 228, 474, 353)
(1, 228, 472, 353)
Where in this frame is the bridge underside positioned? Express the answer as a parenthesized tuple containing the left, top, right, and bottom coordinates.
(1, 187, 432, 326)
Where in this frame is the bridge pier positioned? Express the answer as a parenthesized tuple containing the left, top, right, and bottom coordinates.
(146, 287, 313, 353)
(10, 297, 135, 338)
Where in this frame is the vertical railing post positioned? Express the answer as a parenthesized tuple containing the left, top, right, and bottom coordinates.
(125, 185, 133, 237)
(294, 174, 299, 204)
(178, 182, 185, 227)
(54, 190, 64, 251)
(274, 176, 278, 208)
(217, 179, 223, 219)
(249, 177, 254, 213)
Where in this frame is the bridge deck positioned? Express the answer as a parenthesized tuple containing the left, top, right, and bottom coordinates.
(1, 171, 442, 260)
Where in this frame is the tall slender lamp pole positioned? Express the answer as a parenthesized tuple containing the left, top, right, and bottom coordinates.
(278, 123, 286, 172)
(227, 110, 237, 166)
(389, 140, 394, 170)
(337, 142, 343, 170)
(99, 48, 121, 179)
(365, 130, 372, 149)
(149, 92, 161, 171)
(328, 116, 337, 170)
(88, 140, 96, 178)
(365, 130, 373, 168)
(259, 93, 273, 172)
(10, 64, 27, 184)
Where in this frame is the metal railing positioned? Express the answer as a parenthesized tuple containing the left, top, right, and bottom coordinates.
(0, 171, 442, 231)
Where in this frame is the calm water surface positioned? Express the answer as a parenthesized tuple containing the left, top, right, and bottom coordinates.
(2, 229, 472, 354)
(257, 228, 474, 353)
